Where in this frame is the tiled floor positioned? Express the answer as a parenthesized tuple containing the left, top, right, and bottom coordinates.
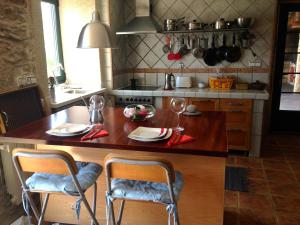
(224, 133, 300, 225)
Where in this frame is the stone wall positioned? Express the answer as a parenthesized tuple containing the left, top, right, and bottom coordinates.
(0, 0, 36, 92)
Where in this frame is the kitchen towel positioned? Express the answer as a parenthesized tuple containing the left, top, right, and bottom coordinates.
(81, 129, 109, 141)
(167, 132, 195, 147)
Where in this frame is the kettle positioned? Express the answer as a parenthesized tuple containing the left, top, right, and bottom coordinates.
(164, 73, 175, 90)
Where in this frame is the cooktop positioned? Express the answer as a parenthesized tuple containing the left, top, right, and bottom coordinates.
(119, 86, 159, 91)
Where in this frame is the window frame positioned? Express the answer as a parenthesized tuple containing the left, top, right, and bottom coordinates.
(41, 0, 66, 84)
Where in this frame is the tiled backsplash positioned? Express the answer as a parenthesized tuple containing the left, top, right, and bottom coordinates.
(111, 0, 276, 89)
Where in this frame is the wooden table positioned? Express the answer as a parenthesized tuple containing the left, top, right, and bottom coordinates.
(1, 106, 227, 225)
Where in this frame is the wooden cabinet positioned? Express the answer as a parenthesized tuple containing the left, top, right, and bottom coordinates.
(219, 99, 252, 151)
(188, 98, 219, 111)
(162, 97, 253, 151)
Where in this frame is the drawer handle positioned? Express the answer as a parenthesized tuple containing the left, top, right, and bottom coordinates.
(228, 128, 243, 132)
(228, 102, 243, 106)
(228, 110, 243, 113)
(195, 100, 213, 102)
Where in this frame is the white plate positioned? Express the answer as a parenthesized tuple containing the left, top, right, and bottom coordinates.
(130, 127, 168, 139)
(46, 123, 92, 137)
(128, 128, 172, 142)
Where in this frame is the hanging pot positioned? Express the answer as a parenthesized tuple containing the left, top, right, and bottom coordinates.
(203, 34, 217, 66)
(225, 33, 241, 63)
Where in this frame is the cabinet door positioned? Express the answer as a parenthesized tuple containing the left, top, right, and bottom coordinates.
(188, 98, 219, 111)
(227, 127, 250, 151)
(220, 99, 252, 112)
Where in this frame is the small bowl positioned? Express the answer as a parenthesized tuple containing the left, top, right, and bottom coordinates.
(235, 17, 254, 28)
(198, 82, 206, 89)
(123, 104, 156, 121)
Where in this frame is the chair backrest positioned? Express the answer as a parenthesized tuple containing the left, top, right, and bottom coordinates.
(12, 148, 78, 175)
(104, 153, 175, 184)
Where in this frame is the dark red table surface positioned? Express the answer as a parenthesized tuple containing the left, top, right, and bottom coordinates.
(0, 106, 228, 157)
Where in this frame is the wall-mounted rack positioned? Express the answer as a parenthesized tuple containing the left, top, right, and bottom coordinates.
(162, 28, 249, 34)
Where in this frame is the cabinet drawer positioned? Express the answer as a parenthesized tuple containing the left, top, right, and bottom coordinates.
(220, 99, 252, 112)
(225, 111, 251, 126)
(188, 98, 219, 111)
(227, 128, 250, 151)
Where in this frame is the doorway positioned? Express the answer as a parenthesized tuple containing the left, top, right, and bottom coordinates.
(271, 3, 300, 131)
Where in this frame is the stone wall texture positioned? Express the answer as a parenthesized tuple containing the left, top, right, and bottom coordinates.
(0, 0, 36, 92)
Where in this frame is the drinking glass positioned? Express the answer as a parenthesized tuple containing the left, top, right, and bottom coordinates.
(170, 97, 186, 131)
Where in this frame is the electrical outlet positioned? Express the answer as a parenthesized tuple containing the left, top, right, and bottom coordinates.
(249, 61, 261, 67)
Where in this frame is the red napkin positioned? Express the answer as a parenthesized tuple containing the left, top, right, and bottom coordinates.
(167, 132, 195, 147)
(81, 129, 109, 141)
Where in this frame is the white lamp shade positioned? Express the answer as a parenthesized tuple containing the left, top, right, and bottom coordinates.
(77, 11, 112, 49)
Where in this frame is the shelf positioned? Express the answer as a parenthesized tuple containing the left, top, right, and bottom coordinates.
(162, 28, 249, 34)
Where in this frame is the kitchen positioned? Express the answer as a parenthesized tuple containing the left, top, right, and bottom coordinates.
(0, 0, 300, 225)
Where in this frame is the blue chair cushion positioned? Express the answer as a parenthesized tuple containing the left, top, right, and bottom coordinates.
(110, 171, 184, 204)
(26, 162, 102, 196)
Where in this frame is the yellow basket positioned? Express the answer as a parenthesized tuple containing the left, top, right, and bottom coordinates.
(208, 76, 235, 90)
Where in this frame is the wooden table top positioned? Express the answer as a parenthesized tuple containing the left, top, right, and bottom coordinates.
(0, 106, 227, 157)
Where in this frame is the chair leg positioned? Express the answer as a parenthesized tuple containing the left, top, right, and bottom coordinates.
(106, 198, 116, 225)
(38, 193, 49, 225)
(116, 200, 125, 225)
(23, 190, 40, 221)
(81, 195, 99, 225)
(90, 183, 97, 225)
(174, 206, 180, 225)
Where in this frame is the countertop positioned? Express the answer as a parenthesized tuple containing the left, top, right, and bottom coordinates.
(0, 106, 227, 157)
(109, 87, 269, 100)
(50, 86, 106, 108)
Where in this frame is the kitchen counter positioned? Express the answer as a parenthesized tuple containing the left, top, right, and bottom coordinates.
(50, 86, 106, 109)
(109, 87, 269, 100)
(1, 106, 226, 225)
(1, 106, 227, 156)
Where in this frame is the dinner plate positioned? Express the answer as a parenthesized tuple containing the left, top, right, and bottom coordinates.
(130, 127, 168, 139)
(128, 128, 172, 142)
(46, 123, 92, 137)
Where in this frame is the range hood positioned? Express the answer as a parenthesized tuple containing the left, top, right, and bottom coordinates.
(116, 0, 161, 35)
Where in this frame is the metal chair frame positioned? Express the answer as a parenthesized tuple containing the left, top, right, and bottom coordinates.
(105, 157, 180, 225)
(12, 149, 99, 225)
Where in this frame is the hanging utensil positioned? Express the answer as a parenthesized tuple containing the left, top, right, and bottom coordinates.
(162, 35, 171, 53)
(215, 34, 228, 61)
(225, 33, 241, 63)
(203, 34, 217, 66)
(192, 36, 204, 58)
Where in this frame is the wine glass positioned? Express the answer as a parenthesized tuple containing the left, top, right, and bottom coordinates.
(170, 97, 186, 132)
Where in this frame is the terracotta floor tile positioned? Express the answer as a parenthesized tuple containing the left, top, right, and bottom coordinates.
(273, 196, 300, 212)
(224, 207, 238, 225)
(261, 150, 285, 161)
(269, 183, 300, 198)
(284, 152, 300, 163)
(263, 160, 291, 171)
(224, 190, 238, 207)
(265, 170, 296, 183)
(248, 179, 270, 195)
(236, 157, 263, 169)
(239, 193, 273, 209)
(289, 162, 300, 173)
(226, 156, 236, 166)
(238, 208, 277, 225)
(248, 168, 266, 180)
(276, 210, 300, 225)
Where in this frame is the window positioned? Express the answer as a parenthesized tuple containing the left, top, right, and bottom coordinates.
(41, 0, 66, 84)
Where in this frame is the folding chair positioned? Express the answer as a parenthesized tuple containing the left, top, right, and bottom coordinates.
(12, 148, 102, 225)
(104, 154, 184, 225)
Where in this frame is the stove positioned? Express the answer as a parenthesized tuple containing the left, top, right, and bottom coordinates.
(119, 86, 159, 91)
(115, 95, 154, 106)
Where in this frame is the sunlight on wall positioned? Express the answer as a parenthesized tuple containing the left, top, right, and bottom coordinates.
(59, 0, 101, 87)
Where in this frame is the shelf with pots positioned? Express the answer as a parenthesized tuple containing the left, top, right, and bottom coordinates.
(162, 18, 254, 34)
